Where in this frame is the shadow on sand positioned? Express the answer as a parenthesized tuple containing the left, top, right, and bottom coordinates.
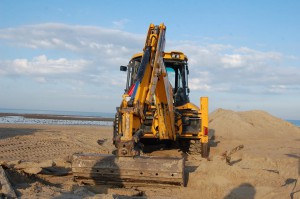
(224, 183, 256, 199)
(281, 178, 300, 199)
(0, 127, 39, 140)
(71, 154, 146, 198)
(208, 128, 221, 148)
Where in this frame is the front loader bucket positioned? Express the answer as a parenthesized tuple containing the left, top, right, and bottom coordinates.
(72, 153, 185, 186)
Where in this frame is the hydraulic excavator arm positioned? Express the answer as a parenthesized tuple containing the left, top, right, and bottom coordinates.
(115, 23, 176, 156)
(72, 24, 185, 186)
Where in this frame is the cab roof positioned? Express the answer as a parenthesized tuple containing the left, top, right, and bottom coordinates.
(131, 51, 188, 61)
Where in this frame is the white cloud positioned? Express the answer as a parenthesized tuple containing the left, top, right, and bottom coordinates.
(112, 19, 129, 29)
(189, 79, 211, 91)
(267, 84, 300, 94)
(168, 42, 300, 94)
(0, 23, 143, 58)
(0, 55, 88, 75)
(35, 77, 47, 83)
(221, 54, 243, 68)
(0, 23, 299, 96)
(0, 23, 145, 90)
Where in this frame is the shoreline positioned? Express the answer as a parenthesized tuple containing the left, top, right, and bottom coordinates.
(0, 112, 299, 127)
(0, 113, 114, 126)
(0, 112, 114, 122)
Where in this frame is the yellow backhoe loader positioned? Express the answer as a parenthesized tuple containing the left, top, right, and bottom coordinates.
(72, 23, 209, 186)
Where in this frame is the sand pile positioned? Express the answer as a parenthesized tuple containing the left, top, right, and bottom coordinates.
(209, 108, 300, 140)
(181, 109, 300, 198)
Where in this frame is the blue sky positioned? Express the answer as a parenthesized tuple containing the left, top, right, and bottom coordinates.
(0, 0, 300, 119)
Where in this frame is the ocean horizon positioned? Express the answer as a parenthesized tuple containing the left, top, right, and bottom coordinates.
(286, 120, 300, 127)
(0, 108, 115, 118)
(0, 108, 299, 127)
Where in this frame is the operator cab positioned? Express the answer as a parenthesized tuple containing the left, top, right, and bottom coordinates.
(121, 51, 190, 107)
(164, 52, 190, 106)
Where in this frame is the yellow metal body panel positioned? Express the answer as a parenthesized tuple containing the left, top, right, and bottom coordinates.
(121, 112, 133, 141)
(176, 102, 199, 110)
(200, 97, 209, 143)
(73, 23, 209, 188)
(132, 51, 187, 62)
(155, 76, 175, 140)
(163, 51, 188, 61)
(116, 23, 209, 147)
(118, 23, 176, 143)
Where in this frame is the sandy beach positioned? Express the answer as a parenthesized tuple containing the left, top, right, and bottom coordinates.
(0, 109, 300, 198)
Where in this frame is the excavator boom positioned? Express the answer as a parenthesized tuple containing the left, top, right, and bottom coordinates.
(72, 23, 209, 187)
(72, 23, 186, 187)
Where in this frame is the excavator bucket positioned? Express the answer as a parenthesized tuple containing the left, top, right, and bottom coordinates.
(72, 153, 185, 186)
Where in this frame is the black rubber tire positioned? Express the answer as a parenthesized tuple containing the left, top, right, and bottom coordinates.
(178, 139, 190, 154)
(201, 142, 210, 158)
(113, 112, 120, 145)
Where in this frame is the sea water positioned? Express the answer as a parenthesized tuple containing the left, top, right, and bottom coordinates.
(0, 108, 299, 127)
(0, 108, 114, 126)
(287, 120, 300, 127)
(0, 108, 114, 118)
(0, 116, 112, 126)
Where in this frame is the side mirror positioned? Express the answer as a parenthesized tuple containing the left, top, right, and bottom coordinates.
(187, 88, 190, 93)
(120, 65, 127, 72)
